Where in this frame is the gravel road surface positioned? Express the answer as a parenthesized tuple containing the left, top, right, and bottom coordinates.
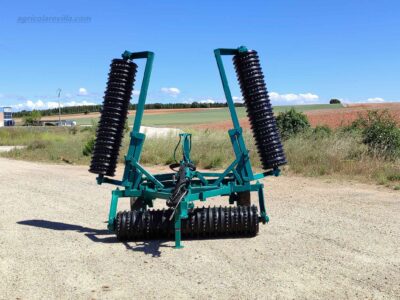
(0, 158, 399, 299)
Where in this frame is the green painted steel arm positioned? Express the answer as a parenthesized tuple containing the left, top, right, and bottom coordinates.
(214, 48, 241, 130)
(214, 47, 255, 181)
(120, 51, 155, 187)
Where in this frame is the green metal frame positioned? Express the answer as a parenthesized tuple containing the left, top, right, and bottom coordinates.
(96, 47, 280, 248)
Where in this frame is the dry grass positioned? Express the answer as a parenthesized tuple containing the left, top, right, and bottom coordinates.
(1, 127, 399, 189)
(284, 132, 400, 188)
(0, 127, 92, 164)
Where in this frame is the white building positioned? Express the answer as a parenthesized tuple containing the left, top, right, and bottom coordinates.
(0, 107, 14, 127)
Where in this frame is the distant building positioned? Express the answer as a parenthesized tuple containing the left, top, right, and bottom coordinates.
(0, 107, 15, 127)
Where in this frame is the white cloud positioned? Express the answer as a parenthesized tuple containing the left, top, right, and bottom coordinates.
(161, 87, 180, 96)
(232, 96, 243, 102)
(200, 99, 215, 104)
(25, 100, 45, 109)
(367, 97, 385, 103)
(64, 100, 96, 106)
(269, 92, 320, 104)
(46, 102, 60, 109)
(78, 87, 88, 96)
(12, 100, 96, 110)
(132, 90, 140, 96)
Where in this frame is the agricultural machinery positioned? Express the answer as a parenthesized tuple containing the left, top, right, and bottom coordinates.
(89, 47, 286, 248)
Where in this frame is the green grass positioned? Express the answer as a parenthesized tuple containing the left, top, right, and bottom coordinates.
(0, 127, 75, 146)
(74, 118, 99, 126)
(73, 104, 343, 126)
(141, 109, 236, 126)
(0, 127, 93, 164)
(283, 132, 400, 185)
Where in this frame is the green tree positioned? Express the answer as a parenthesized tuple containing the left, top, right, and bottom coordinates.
(23, 110, 42, 126)
(329, 99, 341, 104)
(82, 137, 95, 156)
(352, 110, 400, 159)
(276, 108, 311, 139)
(191, 101, 200, 108)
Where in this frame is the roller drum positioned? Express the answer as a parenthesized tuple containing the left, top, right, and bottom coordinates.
(89, 59, 137, 176)
(233, 50, 287, 170)
(115, 205, 259, 240)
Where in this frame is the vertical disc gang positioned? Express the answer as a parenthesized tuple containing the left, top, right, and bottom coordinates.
(233, 50, 287, 170)
(89, 59, 137, 176)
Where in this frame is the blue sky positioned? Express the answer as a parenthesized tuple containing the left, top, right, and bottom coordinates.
(0, 0, 399, 110)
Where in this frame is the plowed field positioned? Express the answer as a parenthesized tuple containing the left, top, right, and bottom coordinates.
(195, 103, 400, 130)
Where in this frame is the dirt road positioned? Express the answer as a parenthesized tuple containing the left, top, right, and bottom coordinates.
(0, 158, 399, 299)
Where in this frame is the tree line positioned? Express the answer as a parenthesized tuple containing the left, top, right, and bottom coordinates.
(13, 102, 246, 118)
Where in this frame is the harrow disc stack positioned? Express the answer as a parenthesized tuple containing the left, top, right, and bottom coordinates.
(89, 59, 137, 177)
(233, 50, 287, 170)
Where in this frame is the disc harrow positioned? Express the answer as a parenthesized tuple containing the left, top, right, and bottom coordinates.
(91, 47, 285, 248)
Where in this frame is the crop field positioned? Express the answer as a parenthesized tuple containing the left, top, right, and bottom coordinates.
(194, 103, 400, 130)
(139, 104, 344, 127)
(33, 103, 344, 126)
(25, 102, 400, 129)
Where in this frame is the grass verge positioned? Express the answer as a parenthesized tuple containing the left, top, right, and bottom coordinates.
(1, 125, 399, 189)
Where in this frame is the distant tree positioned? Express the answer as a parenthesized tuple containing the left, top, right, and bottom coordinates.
(191, 101, 200, 108)
(23, 110, 42, 126)
(329, 99, 341, 104)
(13, 102, 230, 118)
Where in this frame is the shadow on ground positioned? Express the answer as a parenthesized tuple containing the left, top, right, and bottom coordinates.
(17, 219, 170, 257)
